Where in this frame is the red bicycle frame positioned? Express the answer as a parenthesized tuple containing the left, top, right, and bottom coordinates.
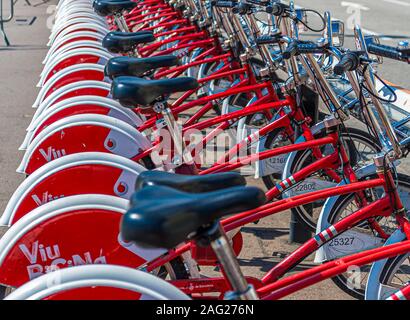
(143, 167, 410, 299)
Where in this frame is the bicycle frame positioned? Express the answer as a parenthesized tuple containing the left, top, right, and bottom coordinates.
(133, 155, 409, 299)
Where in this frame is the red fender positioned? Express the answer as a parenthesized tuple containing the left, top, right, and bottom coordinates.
(42, 69, 106, 101)
(3, 153, 145, 226)
(19, 114, 151, 174)
(43, 54, 107, 84)
(0, 195, 166, 288)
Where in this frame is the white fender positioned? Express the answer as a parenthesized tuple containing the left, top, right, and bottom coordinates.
(254, 117, 326, 180)
(0, 195, 128, 264)
(27, 81, 111, 138)
(313, 162, 409, 263)
(5, 265, 190, 300)
(56, 0, 92, 12)
(43, 41, 109, 71)
(235, 95, 258, 144)
(47, 23, 108, 47)
(365, 229, 407, 300)
(31, 64, 106, 109)
(29, 95, 142, 131)
(23, 96, 143, 149)
(56, 0, 93, 13)
(0, 195, 170, 291)
(44, 40, 107, 66)
(57, 0, 92, 9)
(56, 0, 92, 11)
(18, 114, 152, 174)
(53, 11, 106, 30)
(55, 3, 94, 18)
(49, 18, 108, 45)
(43, 31, 105, 64)
(279, 121, 337, 195)
(1, 152, 147, 226)
(221, 95, 246, 146)
(39, 48, 112, 86)
(52, 15, 106, 33)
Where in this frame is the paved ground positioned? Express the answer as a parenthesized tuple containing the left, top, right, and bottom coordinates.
(0, 0, 408, 300)
(0, 0, 52, 212)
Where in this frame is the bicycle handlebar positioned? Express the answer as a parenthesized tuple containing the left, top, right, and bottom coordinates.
(270, 2, 289, 16)
(333, 52, 360, 75)
(367, 43, 402, 61)
(283, 40, 327, 60)
(255, 34, 281, 45)
(213, 1, 236, 8)
(232, 2, 249, 14)
(367, 42, 410, 63)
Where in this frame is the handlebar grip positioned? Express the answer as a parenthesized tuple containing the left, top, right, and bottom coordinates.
(283, 41, 324, 59)
(367, 43, 402, 61)
(270, 3, 281, 15)
(232, 2, 249, 14)
(256, 34, 281, 45)
(213, 1, 235, 8)
(333, 52, 359, 75)
(297, 42, 326, 54)
(270, 3, 288, 16)
(282, 40, 298, 59)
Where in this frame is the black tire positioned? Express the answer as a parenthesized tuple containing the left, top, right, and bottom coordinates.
(377, 252, 410, 299)
(286, 127, 381, 231)
(0, 285, 12, 299)
(261, 112, 329, 186)
(326, 173, 410, 299)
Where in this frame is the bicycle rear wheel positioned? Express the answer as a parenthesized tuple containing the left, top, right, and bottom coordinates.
(327, 173, 410, 299)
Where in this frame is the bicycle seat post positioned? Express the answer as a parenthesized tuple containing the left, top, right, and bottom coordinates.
(153, 100, 194, 167)
(114, 13, 130, 33)
(197, 223, 258, 300)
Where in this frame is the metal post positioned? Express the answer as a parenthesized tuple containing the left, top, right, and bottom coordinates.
(0, 0, 14, 46)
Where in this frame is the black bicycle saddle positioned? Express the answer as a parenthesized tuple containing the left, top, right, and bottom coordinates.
(111, 76, 198, 107)
(105, 55, 179, 79)
(134, 171, 246, 194)
(121, 185, 266, 249)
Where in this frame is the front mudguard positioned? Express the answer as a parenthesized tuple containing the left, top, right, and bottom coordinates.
(5, 265, 189, 300)
(0, 195, 167, 288)
(255, 120, 325, 179)
(2, 152, 146, 226)
(18, 114, 152, 174)
(314, 163, 408, 263)
(365, 229, 407, 300)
